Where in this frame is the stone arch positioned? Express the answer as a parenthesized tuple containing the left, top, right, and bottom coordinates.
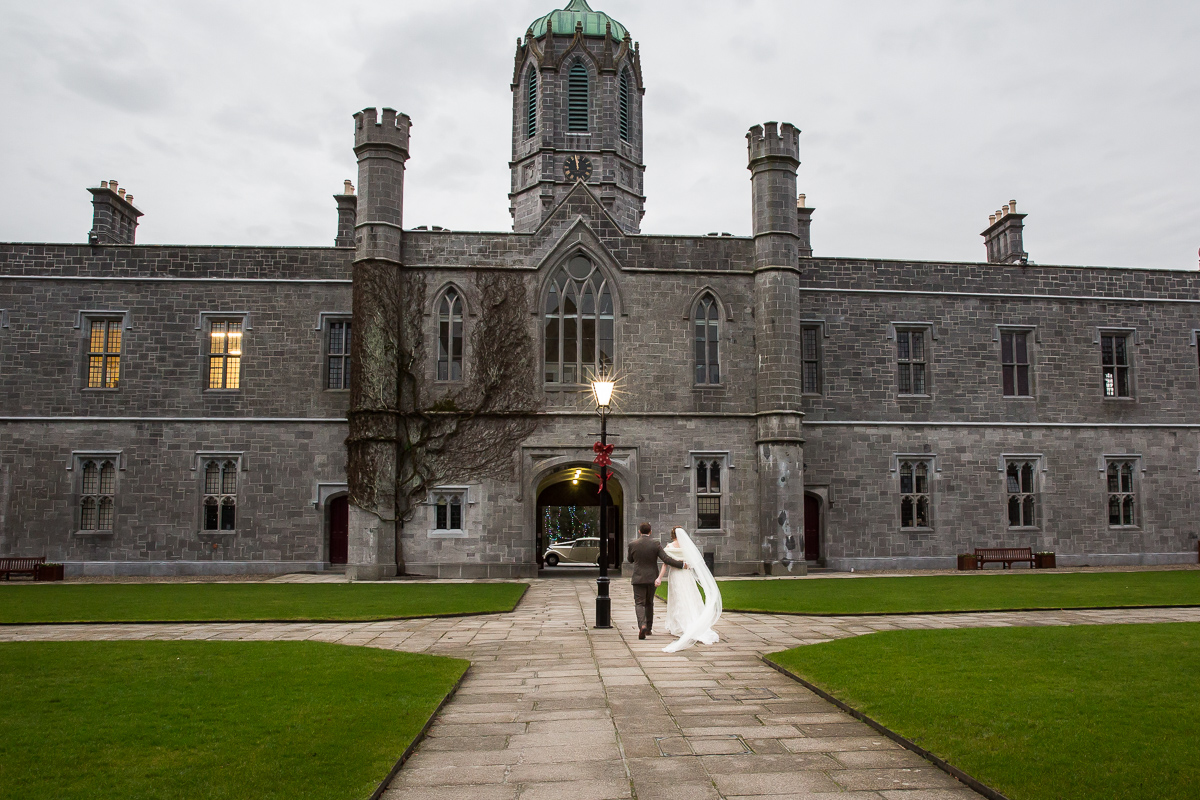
(528, 456, 635, 572)
(682, 285, 734, 321)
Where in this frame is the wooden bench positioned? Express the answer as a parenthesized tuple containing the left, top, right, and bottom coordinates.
(0, 556, 45, 580)
(974, 547, 1034, 569)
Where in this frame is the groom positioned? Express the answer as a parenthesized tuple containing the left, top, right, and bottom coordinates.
(627, 522, 685, 640)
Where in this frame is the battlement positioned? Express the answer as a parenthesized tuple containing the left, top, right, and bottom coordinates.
(354, 107, 411, 153)
(746, 121, 800, 165)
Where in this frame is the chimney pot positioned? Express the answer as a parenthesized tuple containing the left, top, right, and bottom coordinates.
(344, 179, 355, 195)
(125, 195, 133, 204)
(118, 188, 126, 198)
(797, 193, 806, 208)
(989, 214, 996, 225)
(109, 180, 118, 191)
(100, 180, 108, 189)
(1009, 199, 1017, 213)
(1002, 204, 1010, 216)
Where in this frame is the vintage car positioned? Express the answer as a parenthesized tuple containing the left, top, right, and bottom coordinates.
(543, 537, 601, 567)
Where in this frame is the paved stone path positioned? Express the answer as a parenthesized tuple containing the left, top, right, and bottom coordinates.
(4, 580, 1199, 799)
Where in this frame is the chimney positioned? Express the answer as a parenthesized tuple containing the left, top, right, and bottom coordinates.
(796, 193, 814, 258)
(87, 181, 143, 245)
(981, 199, 1028, 265)
(334, 179, 357, 248)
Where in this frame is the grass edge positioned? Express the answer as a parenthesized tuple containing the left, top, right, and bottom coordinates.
(759, 654, 1011, 800)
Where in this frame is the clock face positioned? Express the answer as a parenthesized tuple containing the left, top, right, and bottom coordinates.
(563, 154, 593, 182)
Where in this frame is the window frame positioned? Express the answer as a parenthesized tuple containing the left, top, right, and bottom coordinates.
(890, 323, 935, 397)
(997, 326, 1035, 398)
(196, 453, 243, 535)
(1098, 328, 1136, 400)
(1001, 454, 1043, 530)
(435, 288, 465, 383)
(800, 324, 823, 395)
(1103, 455, 1140, 529)
(693, 293, 721, 386)
(893, 453, 936, 530)
(526, 67, 538, 139)
(618, 69, 632, 142)
(204, 316, 246, 392)
(694, 456, 724, 530)
(72, 451, 122, 536)
(428, 486, 470, 538)
(324, 316, 352, 391)
(82, 317, 124, 391)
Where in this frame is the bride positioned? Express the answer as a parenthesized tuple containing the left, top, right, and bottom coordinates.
(655, 526, 722, 652)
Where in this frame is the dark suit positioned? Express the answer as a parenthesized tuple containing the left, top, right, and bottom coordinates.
(627, 535, 685, 632)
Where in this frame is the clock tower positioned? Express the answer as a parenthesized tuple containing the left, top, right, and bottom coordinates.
(509, 1, 645, 234)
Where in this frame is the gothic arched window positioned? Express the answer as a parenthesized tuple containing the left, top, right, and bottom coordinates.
(544, 255, 613, 384)
(437, 288, 464, 382)
(203, 459, 238, 531)
(619, 70, 632, 142)
(694, 293, 720, 384)
(526, 68, 538, 139)
(568, 62, 589, 132)
(79, 459, 116, 531)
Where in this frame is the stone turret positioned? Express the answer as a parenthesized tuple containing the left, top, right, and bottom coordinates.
(333, 180, 356, 248)
(509, 1, 645, 234)
(346, 107, 410, 580)
(87, 180, 142, 245)
(747, 122, 806, 573)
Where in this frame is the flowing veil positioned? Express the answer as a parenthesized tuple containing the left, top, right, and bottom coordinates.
(663, 527, 722, 653)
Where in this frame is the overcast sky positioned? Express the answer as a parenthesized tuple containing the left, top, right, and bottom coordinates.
(2, 0, 1197, 269)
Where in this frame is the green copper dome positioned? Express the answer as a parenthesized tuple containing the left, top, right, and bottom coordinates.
(528, 0, 629, 40)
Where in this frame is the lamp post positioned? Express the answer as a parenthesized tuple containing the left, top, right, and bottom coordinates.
(591, 376, 615, 629)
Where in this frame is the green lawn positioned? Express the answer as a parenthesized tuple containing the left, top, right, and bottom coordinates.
(719, 569, 1200, 614)
(767, 623, 1200, 800)
(0, 640, 468, 800)
(0, 582, 528, 624)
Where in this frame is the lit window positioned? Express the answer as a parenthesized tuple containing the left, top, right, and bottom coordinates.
(207, 320, 243, 390)
(899, 460, 931, 528)
(568, 62, 589, 132)
(1106, 460, 1137, 526)
(1101, 333, 1131, 397)
(203, 459, 238, 531)
(696, 459, 722, 529)
(544, 255, 613, 385)
(694, 294, 719, 384)
(896, 330, 927, 395)
(327, 320, 351, 390)
(1006, 459, 1038, 527)
(1001, 331, 1032, 396)
(86, 319, 122, 389)
(79, 459, 116, 531)
(437, 290, 463, 381)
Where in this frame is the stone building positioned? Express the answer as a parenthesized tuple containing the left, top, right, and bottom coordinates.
(2, 0, 1199, 578)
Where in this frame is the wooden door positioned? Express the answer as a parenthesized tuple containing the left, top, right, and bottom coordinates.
(803, 494, 821, 562)
(329, 496, 349, 565)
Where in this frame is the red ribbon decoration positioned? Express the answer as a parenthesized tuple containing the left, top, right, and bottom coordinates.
(593, 442, 614, 494)
(592, 442, 614, 467)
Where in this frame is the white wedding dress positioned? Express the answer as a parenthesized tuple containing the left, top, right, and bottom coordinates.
(661, 527, 721, 652)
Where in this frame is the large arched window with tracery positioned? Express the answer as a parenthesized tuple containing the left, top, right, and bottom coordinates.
(437, 288, 463, 381)
(544, 255, 613, 384)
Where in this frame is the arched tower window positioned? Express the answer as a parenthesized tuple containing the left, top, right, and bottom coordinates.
(544, 255, 613, 384)
(437, 288, 464, 382)
(694, 293, 720, 384)
(619, 70, 632, 142)
(526, 69, 538, 139)
(568, 62, 589, 132)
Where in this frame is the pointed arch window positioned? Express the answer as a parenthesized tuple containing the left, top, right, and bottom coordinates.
(899, 460, 931, 528)
(203, 459, 238, 531)
(694, 293, 720, 384)
(79, 459, 116, 531)
(568, 62, 589, 132)
(544, 255, 613, 384)
(437, 288, 464, 381)
(526, 69, 538, 139)
(619, 70, 632, 141)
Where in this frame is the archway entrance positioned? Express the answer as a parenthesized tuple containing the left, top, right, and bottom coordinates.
(328, 495, 349, 565)
(803, 493, 821, 563)
(536, 465, 623, 572)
